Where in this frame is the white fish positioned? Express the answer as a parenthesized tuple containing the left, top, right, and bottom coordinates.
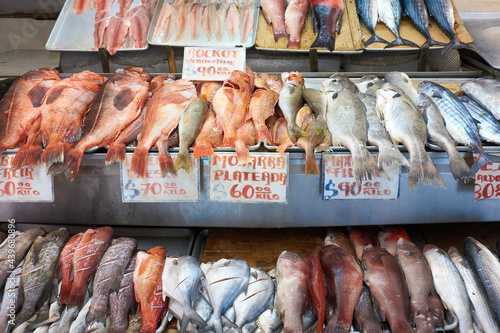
(175, 3, 189, 40)
(189, 3, 203, 39)
(202, 3, 217, 41)
(239, 5, 253, 43)
(215, 5, 228, 42)
(226, 4, 240, 42)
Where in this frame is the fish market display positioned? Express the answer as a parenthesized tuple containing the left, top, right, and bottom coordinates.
(310, 0, 344, 51)
(250, 87, 279, 144)
(402, 0, 444, 47)
(192, 110, 223, 158)
(261, 0, 287, 41)
(375, 0, 418, 48)
(356, 75, 384, 96)
(356, 0, 388, 46)
(460, 78, 500, 121)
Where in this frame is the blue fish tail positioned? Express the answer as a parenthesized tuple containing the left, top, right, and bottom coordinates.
(444, 37, 473, 50)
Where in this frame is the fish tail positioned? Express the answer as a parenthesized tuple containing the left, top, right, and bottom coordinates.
(287, 39, 301, 48)
(277, 142, 293, 153)
(40, 142, 70, 166)
(180, 307, 207, 333)
(85, 304, 105, 329)
(352, 147, 378, 185)
(408, 150, 446, 190)
(273, 30, 287, 43)
(287, 124, 307, 143)
(105, 143, 127, 165)
(173, 150, 190, 174)
(325, 322, 350, 333)
(364, 33, 389, 47)
(63, 148, 84, 181)
(447, 150, 474, 182)
(193, 143, 214, 158)
(385, 37, 419, 49)
(421, 38, 446, 48)
(159, 154, 174, 176)
(130, 147, 149, 178)
(311, 30, 336, 52)
(305, 146, 319, 178)
(15, 304, 36, 326)
(58, 307, 79, 333)
(11, 143, 43, 171)
(235, 139, 251, 165)
(378, 146, 410, 168)
(444, 37, 474, 51)
(471, 150, 500, 174)
(222, 133, 236, 147)
(255, 124, 273, 144)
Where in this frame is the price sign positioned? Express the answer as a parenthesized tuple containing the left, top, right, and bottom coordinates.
(209, 152, 288, 203)
(322, 153, 400, 200)
(182, 47, 246, 81)
(474, 154, 500, 200)
(120, 153, 200, 202)
(0, 154, 54, 202)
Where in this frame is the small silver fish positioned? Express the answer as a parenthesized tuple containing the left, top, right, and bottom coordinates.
(356, 75, 385, 96)
(278, 72, 307, 143)
(460, 78, 500, 120)
(384, 72, 419, 106)
(460, 95, 500, 145)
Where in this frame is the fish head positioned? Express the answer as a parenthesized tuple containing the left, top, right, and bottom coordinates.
(224, 70, 252, 93)
(447, 246, 469, 268)
(24, 68, 61, 82)
(281, 72, 304, 87)
(321, 79, 344, 94)
(423, 244, 447, 258)
(360, 245, 387, 272)
(459, 81, 472, 96)
(385, 71, 411, 85)
(357, 75, 384, 94)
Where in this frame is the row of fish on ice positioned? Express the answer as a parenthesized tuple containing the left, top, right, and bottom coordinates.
(260, 0, 471, 51)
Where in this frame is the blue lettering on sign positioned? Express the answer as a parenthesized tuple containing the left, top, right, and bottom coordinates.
(323, 180, 338, 199)
(124, 179, 140, 200)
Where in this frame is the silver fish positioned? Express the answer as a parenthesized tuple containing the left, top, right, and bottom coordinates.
(356, 0, 389, 46)
(205, 258, 250, 333)
(460, 95, 500, 145)
(377, 0, 419, 48)
(419, 93, 473, 181)
(464, 237, 500, 323)
(278, 72, 307, 143)
(326, 85, 388, 185)
(423, 244, 473, 333)
(356, 75, 385, 96)
(321, 73, 359, 94)
(255, 306, 283, 333)
(0, 260, 23, 333)
(109, 253, 137, 333)
(460, 78, 500, 120)
(358, 93, 409, 168)
(376, 83, 446, 189)
(449, 246, 500, 333)
(162, 255, 207, 333)
(69, 299, 91, 333)
(418, 81, 500, 174)
(384, 72, 419, 106)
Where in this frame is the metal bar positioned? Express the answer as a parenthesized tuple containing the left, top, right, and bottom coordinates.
(166, 46, 177, 74)
(418, 48, 429, 72)
(98, 47, 110, 73)
(309, 49, 319, 72)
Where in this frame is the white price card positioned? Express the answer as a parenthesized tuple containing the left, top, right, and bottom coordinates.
(120, 153, 200, 202)
(0, 154, 54, 202)
(182, 47, 246, 81)
(209, 152, 288, 203)
(322, 153, 400, 200)
(474, 153, 500, 200)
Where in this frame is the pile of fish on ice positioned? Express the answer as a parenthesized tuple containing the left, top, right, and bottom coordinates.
(1, 67, 500, 188)
(152, 0, 255, 44)
(72, 0, 158, 55)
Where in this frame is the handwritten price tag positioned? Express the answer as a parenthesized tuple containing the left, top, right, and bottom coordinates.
(182, 47, 246, 81)
(209, 152, 288, 203)
(0, 154, 54, 202)
(474, 154, 500, 200)
(120, 153, 200, 202)
(322, 153, 400, 200)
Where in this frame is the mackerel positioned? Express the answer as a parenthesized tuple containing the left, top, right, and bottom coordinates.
(460, 95, 500, 145)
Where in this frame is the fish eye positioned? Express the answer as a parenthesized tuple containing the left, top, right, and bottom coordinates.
(332, 93, 338, 99)
(331, 79, 337, 83)
(393, 93, 401, 98)
(367, 82, 373, 87)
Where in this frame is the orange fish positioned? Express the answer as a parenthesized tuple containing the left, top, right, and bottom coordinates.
(0, 68, 60, 155)
(378, 227, 412, 256)
(11, 116, 42, 171)
(192, 110, 223, 158)
(197, 81, 222, 103)
(58, 232, 84, 306)
(235, 119, 257, 162)
(133, 246, 167, 333)
(272, 117, 294, 153)
(260, 73, 283, 94)
(250, 89, 279, 144)
(149, 278, 168, 332)
(212, 70, 253, 164)
(130, 79, 197, 177)
(39, 71, 105, 166)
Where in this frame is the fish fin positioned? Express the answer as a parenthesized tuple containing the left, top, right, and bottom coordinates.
(448, 151, 474, 182)
(444, 37, 474, 51)
(40, 142, 71, 166)
(130, 147, 149, 178)
(421, 38, 446, 48)
(0, 146, 6, 156)
(173, 150, 190, 174)
(311, 7, 319, 34)
(28, 83, 51, 108)
(364, 33, 389, 47)
(315, 142, 332, 153)
(159, 150, 174, 177)
(63, 148, 84, 181)
(235, 139, 251, 165)
(325, 322, 350, 333)
(378, 147, 409, 168)
(273, 30, 287, 43)
(11, 143, 43, 171)
(311, 30, 336, 52)
(305, 145, 319, 178)
(277, 142, 293, 153)
(352, 147, 379, 185)
(408, 149, 447, 190)
(287, 39, 301, 48)
(255, 124, 273, 144)
(180, 307, 207, 333)
(336, 12, 343, 35)
(105, 143, 127, 165)
(385, 37, 419, 49)
(193, 142, 214, 158)
(287, 124, 307, 143)
(470, 151, 500, 174)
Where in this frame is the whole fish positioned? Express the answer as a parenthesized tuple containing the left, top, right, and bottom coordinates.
(353, 285, 382, 333)
(261, 0, 287, 41)
(192, 110, 223, 158)
(449, 246, 500, 333)
(361, 245, 413, 333)
(109, 253, 137, 333)
(148, 277, 168, 333)
(53, 68, 151, 180)
(250, 88, 279, 144)
(384, 72, 419, 106)
(358, 93, 410, 169)
(58, 232, 84, 306)
(319, 245, 362, 333)
(240, 4, 254, 43)
(348, 228, 377, 262)
(464, 237, 500, 322)
(11, 116, 43, 171)
(418, 81, 500, 174)
(377, 0, 419, 48)
(162, 256, 206, 333)
(173, 98, 208, 173)
(130, 79, 197, 177)
(377, 83, 446, 189)
(0, 227, 46, 288)
(0, 260, 23, 333)
(306, 253, 326, 333)
(460, 95, 500, 145)
(396, 238, 435, 333)
(198, 81, 222, 103)
(420, 93, 473, 181)
(39, 71, 104, 165)
(261, 73, 284, 94)
(377, 227, 411, 256)
(86, 237, 137, 329)
(356, 75, 384, 96)
(403, 0, 444, 47)
(310, 0, 344, 51)
(272, 117, 295, 153)
(284, 0, 308, 48)
(204, 258, 250, 333)
(275, 251, 309, 333)
(323, 228, 356, 257)
(356, 0, 388, 46)
(423, 244, 473, 333)
(16, 228, 70, 325)
(322, 73, 359, 94)
(232, 268, 275, 329)
(423, 0, 471, 49)
(302, 88, 329, 137)
(326, 85, 387, 185)
(0, 68, 60, 155)
(460, 78, 500, 120)
(278, 72, 307, 143)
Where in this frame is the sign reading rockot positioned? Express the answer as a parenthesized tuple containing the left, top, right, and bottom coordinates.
(322, 153, 400, 200)
(182, 47, 246, 81)
(120, 153, 200, 202)
(209, 152, 289, 203)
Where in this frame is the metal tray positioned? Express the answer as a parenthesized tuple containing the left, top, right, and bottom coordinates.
(148, 0, 260, 48)
(123, 142, 262, 152)
(263, 143, 407, 153)
(427, 142, 500, 152)
(461, 12, 500, 70)
(46, 0, 150, 52)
